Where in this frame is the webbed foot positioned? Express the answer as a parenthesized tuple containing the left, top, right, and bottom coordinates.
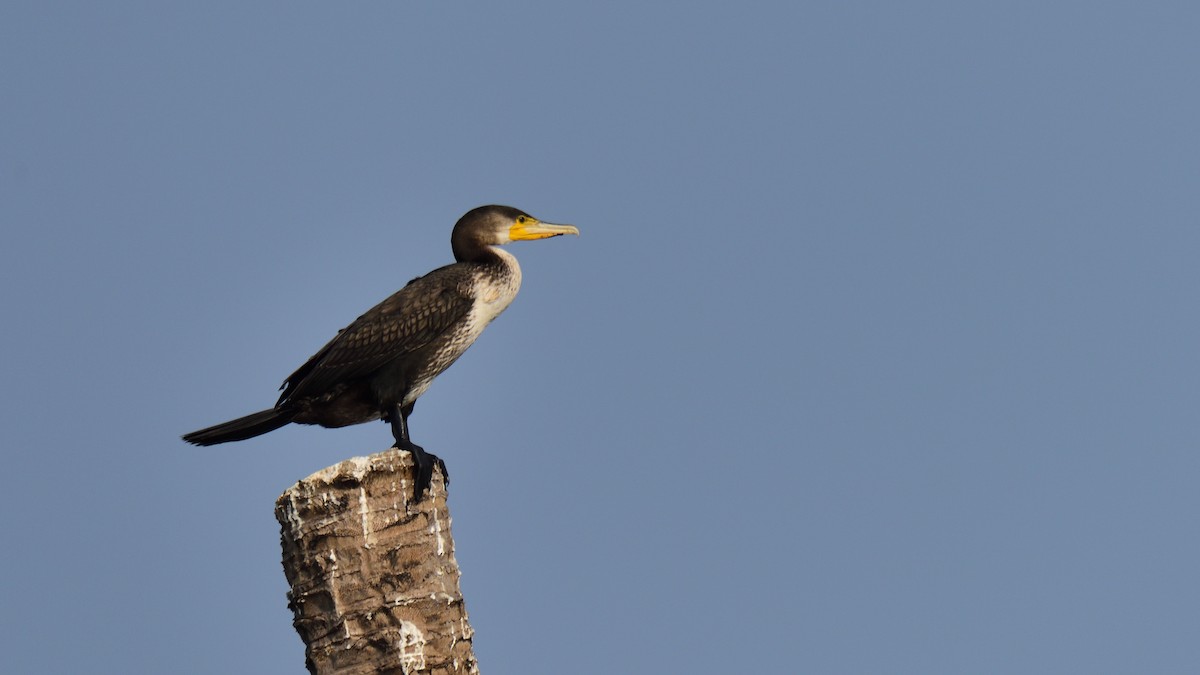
(393, 438, 448, 501)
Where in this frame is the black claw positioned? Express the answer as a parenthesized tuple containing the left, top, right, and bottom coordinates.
(437, 457, 449, 488)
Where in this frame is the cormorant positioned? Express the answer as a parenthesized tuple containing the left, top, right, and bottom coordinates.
(183, 205, 578, 500)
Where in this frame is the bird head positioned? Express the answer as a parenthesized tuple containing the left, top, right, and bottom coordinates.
(452, 205, 578, 261)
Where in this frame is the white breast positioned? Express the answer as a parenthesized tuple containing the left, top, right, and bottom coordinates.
(401, 248, 522, 405)
(463, 247, 521, 337)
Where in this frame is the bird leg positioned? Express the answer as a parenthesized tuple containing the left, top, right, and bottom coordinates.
(388, 403, 448, 501)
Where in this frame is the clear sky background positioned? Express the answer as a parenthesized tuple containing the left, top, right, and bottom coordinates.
(3, 2, 1199, 673)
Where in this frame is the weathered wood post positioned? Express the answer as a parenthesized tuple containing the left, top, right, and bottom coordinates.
(275, 448, 478, 674)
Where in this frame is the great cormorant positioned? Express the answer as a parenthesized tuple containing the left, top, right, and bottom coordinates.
(183, 205, 578, 499)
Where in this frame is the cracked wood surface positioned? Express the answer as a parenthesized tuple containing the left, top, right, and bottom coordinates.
(276, 449, 478, 675)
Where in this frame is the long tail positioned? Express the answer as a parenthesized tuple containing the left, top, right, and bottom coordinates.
(182, 408, 297, 446)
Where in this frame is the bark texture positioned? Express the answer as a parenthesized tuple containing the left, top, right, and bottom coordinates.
(276, 448, 478, 675)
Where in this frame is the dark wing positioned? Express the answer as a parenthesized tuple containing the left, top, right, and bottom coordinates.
(277, 268, 474, 405)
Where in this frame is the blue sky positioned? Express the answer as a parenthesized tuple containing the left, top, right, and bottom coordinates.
(3, 2, 1199, 673)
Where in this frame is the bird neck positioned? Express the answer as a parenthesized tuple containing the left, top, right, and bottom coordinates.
(483, 246, 521, 282)
(453, 243, 521, 289)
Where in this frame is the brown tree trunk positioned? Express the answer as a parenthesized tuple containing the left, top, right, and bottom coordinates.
(275, 448, 478, 675)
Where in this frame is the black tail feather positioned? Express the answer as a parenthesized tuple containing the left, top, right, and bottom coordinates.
(182, 408, 296, 446)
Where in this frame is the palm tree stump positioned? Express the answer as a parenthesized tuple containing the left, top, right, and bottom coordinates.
(275, 448, 478, 674)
